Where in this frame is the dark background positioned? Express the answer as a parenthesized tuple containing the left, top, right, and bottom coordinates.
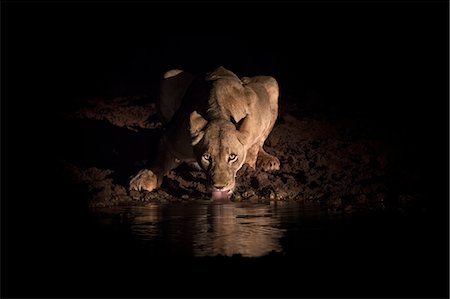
(2, 1, 448, 298)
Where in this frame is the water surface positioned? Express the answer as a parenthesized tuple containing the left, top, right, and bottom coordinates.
(91, 201, 327, 257)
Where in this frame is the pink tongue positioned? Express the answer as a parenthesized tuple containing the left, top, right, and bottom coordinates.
(211, 191, 229, 200)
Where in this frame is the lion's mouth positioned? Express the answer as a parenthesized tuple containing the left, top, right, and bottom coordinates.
(211, 189, 232, 200)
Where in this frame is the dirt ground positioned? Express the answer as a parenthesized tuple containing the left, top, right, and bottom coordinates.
(61, 92, 418, 213)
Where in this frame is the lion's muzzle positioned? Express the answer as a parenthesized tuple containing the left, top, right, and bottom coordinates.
(209, 170, 235, 200)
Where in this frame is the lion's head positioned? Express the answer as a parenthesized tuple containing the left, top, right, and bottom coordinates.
(190, 111, 250, 200)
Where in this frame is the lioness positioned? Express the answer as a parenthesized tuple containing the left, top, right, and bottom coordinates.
(129, 66, 280, 200)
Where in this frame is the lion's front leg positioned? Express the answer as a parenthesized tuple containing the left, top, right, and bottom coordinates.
(256, 147, 280, 172)
(129, 138, 181, 192)
(129, 169, 160, 192)
(244, 143, 260, 169)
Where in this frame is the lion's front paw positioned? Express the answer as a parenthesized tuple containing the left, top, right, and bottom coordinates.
(129, 169, 158, 192)
(257, 154, 280, 172)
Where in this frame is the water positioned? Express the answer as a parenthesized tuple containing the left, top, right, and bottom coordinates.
(62, 200, 445, 298)
(91, 200, 329, 257)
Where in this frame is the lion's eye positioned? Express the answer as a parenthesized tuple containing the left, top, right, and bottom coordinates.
(229, 154, 237, 161)
(202, 153, 211, 161)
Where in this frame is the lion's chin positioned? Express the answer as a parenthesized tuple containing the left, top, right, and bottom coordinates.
(211, 189, 232, 201)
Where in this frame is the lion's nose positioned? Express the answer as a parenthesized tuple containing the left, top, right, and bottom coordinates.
(213, 183, 226, 190)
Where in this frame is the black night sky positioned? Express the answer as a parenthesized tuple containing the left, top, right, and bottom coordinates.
(2, 1, 449, 298)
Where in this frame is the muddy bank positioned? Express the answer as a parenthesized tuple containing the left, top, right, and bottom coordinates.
(62, 93, 417, 212)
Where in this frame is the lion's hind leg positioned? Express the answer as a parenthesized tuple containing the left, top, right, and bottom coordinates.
(158, 69, 195, 124)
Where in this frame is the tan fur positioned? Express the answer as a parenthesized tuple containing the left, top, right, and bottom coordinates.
(163, 69, 184, 79)
(129, 66, 280, 194)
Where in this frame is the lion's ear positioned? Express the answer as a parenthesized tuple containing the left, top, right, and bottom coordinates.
(190, 111, 208, 146)
(231, 116, 245, 130)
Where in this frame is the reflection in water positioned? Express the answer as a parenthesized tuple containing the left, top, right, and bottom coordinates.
(92, 201, 320, 257)
(196, 203, 284, 256)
